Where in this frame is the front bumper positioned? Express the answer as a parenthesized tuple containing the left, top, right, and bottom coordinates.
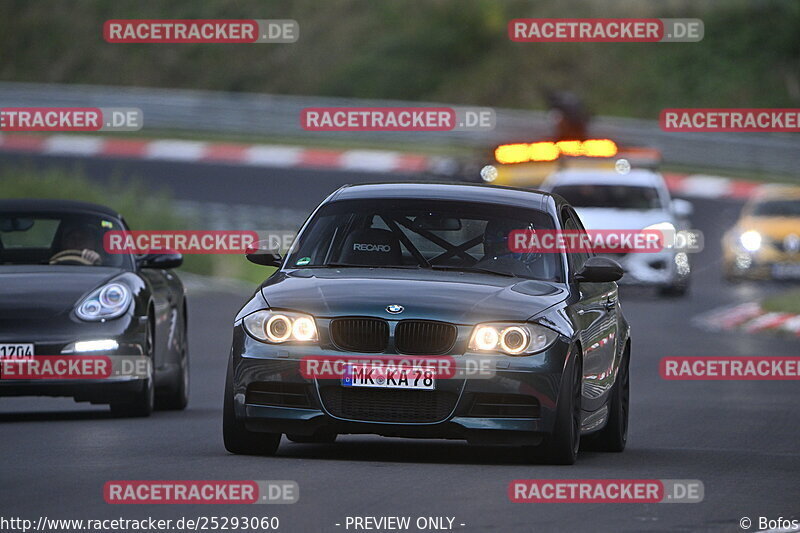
(0, 313, 149, 402)
(723, 246, 800, 280)
(229, 325, 572, 446)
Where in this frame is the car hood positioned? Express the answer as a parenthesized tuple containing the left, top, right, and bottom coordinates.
(0, 266, 124, 320)
(260, 268, 568, 324)
(574, 208, 673, 230)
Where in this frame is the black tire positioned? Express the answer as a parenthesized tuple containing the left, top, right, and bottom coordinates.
(111, 316, 155, 418)
(286, 434, 337, 444)
(583, 345, 629, 452)
(158, 343, 189, 410)
(223, 357, 281, 456)
(158, 307, 189, 410)
(536, 350, 582, 465)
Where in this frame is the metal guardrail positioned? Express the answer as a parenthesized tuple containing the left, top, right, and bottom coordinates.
(1, 82, 798, 176)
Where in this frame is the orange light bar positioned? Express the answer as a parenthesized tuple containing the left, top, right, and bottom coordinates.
(494, 143, 531, 164)
(529, 141, 560, 161)
(555, 140, 583, 156)
(494, 139, 618, 164)
(582, 139, 618, 157)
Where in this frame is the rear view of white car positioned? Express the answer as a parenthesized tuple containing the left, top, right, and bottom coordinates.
(542, 169, 693, 296)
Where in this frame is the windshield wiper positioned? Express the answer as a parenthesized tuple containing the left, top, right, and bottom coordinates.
(428, 265, 517, 277)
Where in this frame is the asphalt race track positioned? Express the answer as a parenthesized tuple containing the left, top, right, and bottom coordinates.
(1, 153, 798, 532)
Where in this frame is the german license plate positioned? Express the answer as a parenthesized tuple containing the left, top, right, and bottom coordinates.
(342, 364, 435, 390)
(0, 343, 34, 358)
(772, 263, 800, 279)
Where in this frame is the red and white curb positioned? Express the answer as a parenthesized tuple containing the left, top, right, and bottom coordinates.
(0, 132, 769, 198)
(694, 302, 800, 336)
(0, 132, 443, 174)
(663, 173, 762, 200)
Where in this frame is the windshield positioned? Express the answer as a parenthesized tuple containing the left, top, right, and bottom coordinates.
(552, 184, 664, 210)
(751, 199, 800, 217)
(0, 211, 131, 268)
(285, 198, 564, 282)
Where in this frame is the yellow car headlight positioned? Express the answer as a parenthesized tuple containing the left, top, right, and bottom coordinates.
(739, 230, 762, 252)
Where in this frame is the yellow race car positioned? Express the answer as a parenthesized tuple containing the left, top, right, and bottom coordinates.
(722, 185, 800, 281)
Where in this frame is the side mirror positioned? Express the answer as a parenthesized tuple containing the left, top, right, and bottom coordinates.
(246, 240, 282, 267)
(671, 198, 693, 218)
(575, 256, 623, 283)
(139, 253, 183, 270)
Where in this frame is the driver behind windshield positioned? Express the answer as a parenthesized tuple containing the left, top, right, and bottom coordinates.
(473, 218, 549, 278)
(50, 223, 103, 266)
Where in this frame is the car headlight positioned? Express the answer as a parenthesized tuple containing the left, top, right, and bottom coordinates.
(468, 323, 558, 356)
(75, 282, 132, 321)
(643, 222, 676, 248)
(739, 230, 762, 252)
(243, 310, 318, 344)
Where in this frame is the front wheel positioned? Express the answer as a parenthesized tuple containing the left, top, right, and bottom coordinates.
(158, 343, 189, 411)
(583, 346, 629, 452)
(223, 357, 281, 455)
(111, 318, 155, 417)
(531, 350, 582, 465)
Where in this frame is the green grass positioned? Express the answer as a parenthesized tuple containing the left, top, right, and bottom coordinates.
(761, 290, 800, 315)
(0, 165, 273, 286)
(1, 0, 798, 120)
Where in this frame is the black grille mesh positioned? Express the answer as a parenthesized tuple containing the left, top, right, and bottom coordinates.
(330, 318, 389, 353)
(395, 320, 457, 355)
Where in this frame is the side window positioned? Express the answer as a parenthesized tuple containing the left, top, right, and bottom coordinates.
(562, 207, 591, 273)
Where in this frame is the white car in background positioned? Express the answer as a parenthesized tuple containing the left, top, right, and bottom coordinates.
(542, 169, 693, 296)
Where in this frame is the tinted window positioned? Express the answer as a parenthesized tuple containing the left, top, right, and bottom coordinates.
(0, 212, 130, 268)
(752, 199, 800, 217)
(552, 184, 663, 210)
(287, 199, 564, 282)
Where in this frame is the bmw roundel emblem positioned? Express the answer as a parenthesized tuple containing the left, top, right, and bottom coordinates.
(386, 304, 404, 314)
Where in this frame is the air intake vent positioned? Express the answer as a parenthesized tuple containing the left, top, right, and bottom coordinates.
(320, 386, 457, 423)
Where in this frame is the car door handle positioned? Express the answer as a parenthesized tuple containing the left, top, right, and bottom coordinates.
(604, 297, 617, 310)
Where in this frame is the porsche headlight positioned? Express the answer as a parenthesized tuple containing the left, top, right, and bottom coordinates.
(75, 282, 132, 321)
(468, 323, 558, 356)
(739, 230, 762, 252)
(243, 310, 318, 344)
